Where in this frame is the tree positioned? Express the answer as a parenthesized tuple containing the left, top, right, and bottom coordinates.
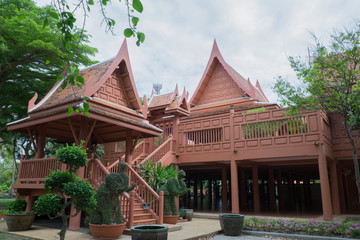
(273, 24, 360, 196)
(0, 0, 98, 136)
(33, 143, 96, 240)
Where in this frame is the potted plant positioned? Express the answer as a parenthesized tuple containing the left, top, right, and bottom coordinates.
(131, 225, 169, 240)
(219, 213, 245, 236)
(87, 162, 135, 239)
(159, 169, 188, 224)
(33, 143, 96, 240)
(5, 198, 36, 231)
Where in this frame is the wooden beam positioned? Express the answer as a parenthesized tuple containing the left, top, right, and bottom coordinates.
(27, 128, 37, 153)
(67, 118, 80, 145)
(85, 120, 97, 148)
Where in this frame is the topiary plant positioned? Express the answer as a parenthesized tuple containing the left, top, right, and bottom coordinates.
(33, 143, 96, 240)
(159, 169, 188, 216)
(87, 161, 135, 225)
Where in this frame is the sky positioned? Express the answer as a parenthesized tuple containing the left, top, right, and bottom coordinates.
(38, 0, 360, 104)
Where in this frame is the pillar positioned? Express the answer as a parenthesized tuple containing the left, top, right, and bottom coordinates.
(268, 168, 276, 212)
(240, 168, 247, 210)
(277, 170, 283, 211)
(125, 129, 133, 165)
(329, 160, 341, 215)
(337, 166, 346, 213)
(194, 179, 198, 210)
(230, 160, 239, 213)
(35, 125, 47, 158)
(288, 173, 295, 209)
(252, 165, 260, 214)
(172, 115, 180, 152)
(200, 180, 204, 199)
(25, 196, 35, 212)
(318, 154, 333, 220)
(208, 179, 212, 210)
(221, 167, 228, 212)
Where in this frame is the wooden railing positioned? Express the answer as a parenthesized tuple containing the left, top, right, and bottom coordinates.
(125, 162, 164, 225)
(17, 157, 65, 184)
(140, 137, 173, 165)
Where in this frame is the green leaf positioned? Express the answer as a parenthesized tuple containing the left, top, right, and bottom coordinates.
(124, 28, 134, 38)
(49, 11, 59, 20)
(88, 0, 94, 5)
(57, 76, 63, 81)
(137, 32, 145, 43)
(45, 60, 50, 65)
(84, 102, 90, 112)
(68, 106, 74, 115)
(102, 0, 108, 6)
(133, 0, 143, 13)
(132, 17, 139, 27)
(43, 17, 49, 28)
(77, 76, 85, 84)
(18, 14, 25, 21)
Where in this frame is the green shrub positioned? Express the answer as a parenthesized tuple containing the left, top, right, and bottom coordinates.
(6, 199, 26, 213)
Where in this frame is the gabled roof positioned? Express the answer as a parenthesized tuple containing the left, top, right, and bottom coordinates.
(28, 39, 144, 116)
(190, 40, 268, 107)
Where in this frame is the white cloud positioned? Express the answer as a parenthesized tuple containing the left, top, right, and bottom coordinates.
(36, 0, 360, 103)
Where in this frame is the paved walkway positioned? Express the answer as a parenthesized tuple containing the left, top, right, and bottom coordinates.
(1, 214, 359, 240)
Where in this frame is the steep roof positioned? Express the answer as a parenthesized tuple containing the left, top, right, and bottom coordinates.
(28, 40, 144, 116)
(190, 40, 268, 107)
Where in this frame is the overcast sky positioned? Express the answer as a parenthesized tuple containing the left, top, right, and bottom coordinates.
(38, 0, 360, 103)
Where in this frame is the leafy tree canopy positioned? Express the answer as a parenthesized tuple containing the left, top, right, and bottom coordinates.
(0, 0, 98, 138)
(273, 23, 360, 194)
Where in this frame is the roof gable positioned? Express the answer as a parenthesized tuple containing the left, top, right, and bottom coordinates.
(190, 40, 268, 107)
(28, 39, 143, 114)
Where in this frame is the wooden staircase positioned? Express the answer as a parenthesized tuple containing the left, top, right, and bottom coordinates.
(132, 200, 157, 226)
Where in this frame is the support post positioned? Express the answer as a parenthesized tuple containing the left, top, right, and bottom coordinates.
(240, 168, 247, 210)
(268, 168, 276, 212)
(25, 196, 35, 212)
(35, 124, 47, 158)
(329, 160, 341, 215)
(159, 191, 164, 225)
(221, 167, 228, 212)
(318, 154, 333, 221)
(252, 165, 260, 214)
(337, 166, 346, 213)
(277, 170, 283, 211)
(125, 129, 133, 165)
(128, 191, 135, 228)
(230, 160, 239, 213)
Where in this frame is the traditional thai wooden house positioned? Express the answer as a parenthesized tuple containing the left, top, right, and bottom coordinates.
(7, 39, 360, 229)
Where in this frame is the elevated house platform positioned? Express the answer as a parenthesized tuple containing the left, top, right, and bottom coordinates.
(7, 40, 360, 230)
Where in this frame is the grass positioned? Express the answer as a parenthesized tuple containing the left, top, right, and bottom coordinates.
(0, 199, 14, 205)
(0, 232, 35, 240)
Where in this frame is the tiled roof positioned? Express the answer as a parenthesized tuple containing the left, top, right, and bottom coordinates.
(148, 93, 173, 108)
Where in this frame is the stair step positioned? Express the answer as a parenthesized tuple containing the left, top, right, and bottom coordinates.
(134, 208, 147, 214)
(133, 219, 157, 226)
(134, 213, 153, 221)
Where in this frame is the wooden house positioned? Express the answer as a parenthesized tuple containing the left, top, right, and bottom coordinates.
(7, 40, 360, 229)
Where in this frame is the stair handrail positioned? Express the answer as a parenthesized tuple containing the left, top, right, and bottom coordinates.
(107, 140, 145, 172)
(124, 162, 164, 225)
(87, 158, 134, 227)
(139, 136, 173, 165)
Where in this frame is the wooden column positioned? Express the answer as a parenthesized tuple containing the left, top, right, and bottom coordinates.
(240, 168, 247, 210)
(329, 160, 341, 215)
(25, 196, 35, 212)
(125, 129, 133, 165)
(35, 124, 47, 158)
(193, 179, 198, 210)
(230, 160, 239, 213)
(277, 170, 283, 211)
(318, 154, 333, 221)
(337, 166, 346, 213)
(172, 115, 180, 153)
(208, 179, 212, 210)
(200, 180, 204, 199)
(252, 165, 260, 214)
(268, 168, 276, 212)
(288, 173, 295, 209)
(221, 167, 228, 212)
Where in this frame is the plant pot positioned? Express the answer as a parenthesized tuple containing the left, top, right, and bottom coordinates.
(219, 213, 244, 236)
(89, 223, 126, 239)
(5, 213, 35, 231)
(183, 209, 193, 221)
(163, 215, 179, 224)
(131, 225, 168, 240)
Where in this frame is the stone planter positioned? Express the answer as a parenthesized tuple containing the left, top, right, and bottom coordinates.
(219, 213, 244, 236)
(183, 209, 193, 221)
(131, 225, 168, 240)
(5, 213, 35, 231)
(89, 223, 126, 239)
(163, 215, 179, 224)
